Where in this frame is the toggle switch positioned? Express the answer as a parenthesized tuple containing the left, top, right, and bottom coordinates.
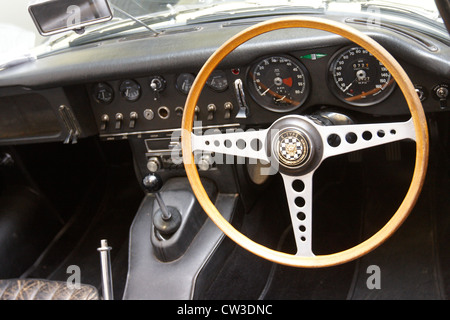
(194, 106, 200, 121)
(115, 113, 123, 129)
(100, 114, 109, 131)
(224, 102, 233, 119)
(129, 111, 138, 128)
(207, 104, 216, 120)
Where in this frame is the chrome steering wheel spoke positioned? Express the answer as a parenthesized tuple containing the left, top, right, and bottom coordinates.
(317, 118, 416, 160)
(191, 128, 269, 162)
(280, 172, 315, 257)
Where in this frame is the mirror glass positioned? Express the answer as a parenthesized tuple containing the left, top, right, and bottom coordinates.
(29, 0, 113, 36)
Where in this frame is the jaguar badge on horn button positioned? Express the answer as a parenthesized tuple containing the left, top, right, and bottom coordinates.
(276, 129, 310, 167)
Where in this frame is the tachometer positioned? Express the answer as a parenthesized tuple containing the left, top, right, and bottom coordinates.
(248, 55, 310, 112)
(328, 46, 395, 106)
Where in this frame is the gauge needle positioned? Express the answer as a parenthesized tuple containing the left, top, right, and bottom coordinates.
(343, 79, 356, 92)
(261, 87, 271, 96)
(261, 84, 276, 96)
(276, 96, 286, 102)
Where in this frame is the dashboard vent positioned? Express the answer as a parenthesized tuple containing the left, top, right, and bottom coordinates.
(159, 26, 202, 35)
(222, 20, 264, 27)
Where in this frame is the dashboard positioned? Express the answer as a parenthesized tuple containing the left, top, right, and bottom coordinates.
(0, 15, 449, 169)
(87, 43, 448, 139)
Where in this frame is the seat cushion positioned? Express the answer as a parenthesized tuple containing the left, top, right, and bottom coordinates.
(0, 279, 99, 300)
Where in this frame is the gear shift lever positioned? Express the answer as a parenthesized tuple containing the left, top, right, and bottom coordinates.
(142, 173, 182, 237)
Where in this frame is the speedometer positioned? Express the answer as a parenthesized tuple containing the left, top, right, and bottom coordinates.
(328, 46, 396, 106)
(248, 55, 310, 112)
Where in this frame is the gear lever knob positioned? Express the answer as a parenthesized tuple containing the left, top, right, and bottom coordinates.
(142, 173, 163, 193)
(142, 173, 181, 237)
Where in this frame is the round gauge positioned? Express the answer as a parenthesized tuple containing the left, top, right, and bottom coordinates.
(93, 82, 114, 104)
(248, 55, 310, 112)
(328, 46, 396, 106)
(176, 73, 195, 95)
(206, 70, 228, 92)
(119, 79, 141, 102)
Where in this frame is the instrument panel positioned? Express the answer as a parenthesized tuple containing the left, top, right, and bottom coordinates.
(88, 44, 409, 140)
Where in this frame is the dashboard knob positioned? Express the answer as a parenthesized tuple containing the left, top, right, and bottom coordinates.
(414, 86, 426, 101)
(436, 86, 448, 99)
(198, 155, 213, 171)
(150, 78, 164, 91)
(147, 157, 161, 173)
(149, 76, 166, 100)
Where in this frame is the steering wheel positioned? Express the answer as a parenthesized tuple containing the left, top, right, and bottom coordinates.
(181, 17, 429, 268)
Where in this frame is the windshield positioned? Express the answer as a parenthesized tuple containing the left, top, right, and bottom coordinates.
(0, 0, 444, 67)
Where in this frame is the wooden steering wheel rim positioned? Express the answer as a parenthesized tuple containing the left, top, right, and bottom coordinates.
(181, 17, 429, 268)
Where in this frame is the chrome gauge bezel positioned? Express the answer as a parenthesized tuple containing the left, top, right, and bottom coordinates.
(327, 46, 396, 107)
(119, 79, 141, 102)
(247, 55, 311, 113)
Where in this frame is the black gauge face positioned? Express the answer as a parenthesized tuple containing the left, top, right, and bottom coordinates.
(119, 79, 141, 102)
(93, 82, 114, 104)
(329, 46, 396, 106)
(176, 73, 195, 95)
(206, 70, 228, 92)
(248, 55, 310, 112)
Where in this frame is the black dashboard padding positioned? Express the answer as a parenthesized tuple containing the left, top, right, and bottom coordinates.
(0, 15, 448, 88)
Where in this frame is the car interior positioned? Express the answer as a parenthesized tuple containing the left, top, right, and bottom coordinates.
(0, 0, 449, 300)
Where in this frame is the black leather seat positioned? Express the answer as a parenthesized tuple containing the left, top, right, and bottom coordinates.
(0, 279, 99, 300)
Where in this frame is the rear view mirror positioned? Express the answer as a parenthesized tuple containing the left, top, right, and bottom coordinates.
(29, 0, 113, 36)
